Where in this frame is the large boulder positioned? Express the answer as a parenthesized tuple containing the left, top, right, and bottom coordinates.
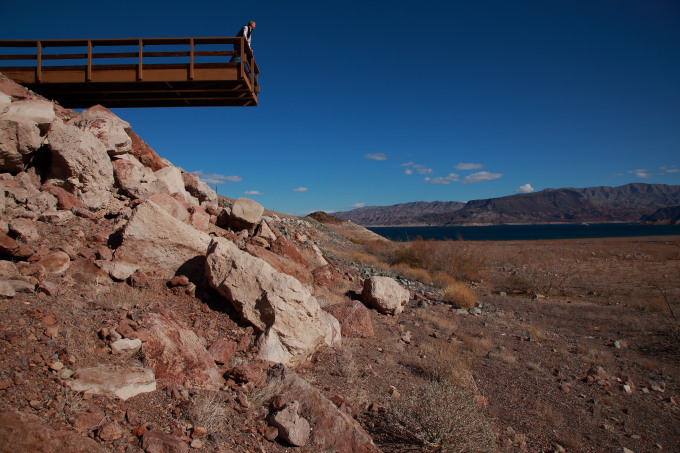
(230, 197, 264, 231)
(206, 237, 338, 365)
(74, 105, 131, 155)
(361, 276, 410, 315)
(140, 309, 224, 390)
(113, 200, 211, 279)
(257, 365, 382, 453)
(45, 120, 114, 209)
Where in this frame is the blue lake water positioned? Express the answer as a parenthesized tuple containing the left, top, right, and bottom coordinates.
(367, 223, 680, 242)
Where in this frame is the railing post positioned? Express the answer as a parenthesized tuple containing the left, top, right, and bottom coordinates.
(189, 38, 195, 80)
(36, 40, 42, 83)
(137, 39, 143, 81)
(87, 40, 92, 82)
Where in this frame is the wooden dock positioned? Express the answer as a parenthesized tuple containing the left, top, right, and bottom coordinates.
(0, 37, 259, 108)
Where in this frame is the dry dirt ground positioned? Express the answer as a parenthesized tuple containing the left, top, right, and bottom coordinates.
(1, 223, 678, 452)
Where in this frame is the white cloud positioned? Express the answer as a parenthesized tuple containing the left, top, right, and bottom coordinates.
(402, 162, 433, 174)
(455, 162, 484, 170)
(244, 190, 262, 195)
(517, 183, 535, 193)
(629, 169, 652, 178)
(462, 171, 503, 184)
(293, 187, 308, 192)
(192, 170, 242, 185)
(365, 153, 388, 161)
(660, 166, 680, 174)
(351, 202, 366, 208)
(424, 173, 459, 185)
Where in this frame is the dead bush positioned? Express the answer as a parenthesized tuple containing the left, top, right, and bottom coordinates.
(418, 339, 474, 389)
(384, 379, 499, 453)
(442, 281, 478, 309)
(190, 391, 229, 434)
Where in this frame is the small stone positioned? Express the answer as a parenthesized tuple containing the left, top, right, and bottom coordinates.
(264, 425, 279, 442)
(400, 331, 412, 344)
(98, 421, 125, 441)
(190, 439, 203, 449)
(613, 341, 621, 349)
(50, 361, 64, 371)
(389, 386, 401, 398)
(191, 426, 208, 439)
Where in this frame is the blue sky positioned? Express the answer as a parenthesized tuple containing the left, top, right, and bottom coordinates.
(4, 0, 680, 215)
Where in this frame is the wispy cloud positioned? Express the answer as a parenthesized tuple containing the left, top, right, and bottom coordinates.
(192, 170, 242, 185)
(660, 166, 680, 174)
(293, 187, 308, 192)
(517, 183, 535, 193)
(365, 153, 388, 161)
(424, 173, 459, 185)
(402, 162, 433, 175)
(462, 171, 503, 184)
(351, 202, 366, 208)
(629, 169, 652, 178)
(244, 190, 262, 195)
(455, 162, 484, 170)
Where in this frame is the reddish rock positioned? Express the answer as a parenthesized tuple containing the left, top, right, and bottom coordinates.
(128, 270, 152, 288)
(271, 236, 310, 269)
(142, 430, 189, 453)
(324, 301, 376, 338)
(169, 275, 190, 287)
(227, 362, 267, 387)
(127, 130, 166, 171)
(41, 183, 83, 210)
(98, 421, 125, 441)
(140, 309, 224, 390)
(37, 250, 71, 274)
(0, 231, 22, 259)
(208, 339, 238, 365)
(313, 264, 345, 289)
(0, 411, 107, 453)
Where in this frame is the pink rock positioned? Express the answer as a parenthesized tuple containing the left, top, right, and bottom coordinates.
(208, 339, 238, 364)
(41, 183, 83, 210)
(38, 250, 71, 274)
(268, 401, 311, 447)
(324, 301, 375, 338)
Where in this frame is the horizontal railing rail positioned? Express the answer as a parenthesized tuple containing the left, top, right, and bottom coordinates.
(0, 37, 259, 95)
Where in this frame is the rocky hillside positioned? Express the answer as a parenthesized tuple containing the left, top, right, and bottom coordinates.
(0, 73, 420, 452)
(639, 206, 680, 224)
(335, 184, 680, 226)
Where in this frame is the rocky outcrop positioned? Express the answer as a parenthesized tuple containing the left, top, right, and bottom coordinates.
(74, 105, 131, 155)
(362, 276, 410, 315)
(206, 237, 339, 365)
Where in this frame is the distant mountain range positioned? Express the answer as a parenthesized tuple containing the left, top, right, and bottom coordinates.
(333, 183, 680, 226)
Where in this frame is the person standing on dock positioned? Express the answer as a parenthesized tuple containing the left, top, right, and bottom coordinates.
(230, 20, 256, 63)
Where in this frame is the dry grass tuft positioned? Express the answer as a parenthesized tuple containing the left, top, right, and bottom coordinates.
(442, 280, 479, 308)
(190, 391, 229, 434)
(384, 380, 499, 453)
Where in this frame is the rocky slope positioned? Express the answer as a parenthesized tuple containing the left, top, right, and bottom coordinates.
(1, 73, 403, 452)
(335, 184, 680, 226)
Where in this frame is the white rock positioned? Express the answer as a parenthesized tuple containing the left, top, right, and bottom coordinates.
(67, 365, 156, 400)
(230, 197, 264, 230)
(113, 200, 211, 280)
(0, 99, 55, 127)
(110, 338, 142, 353)
(361, 276, 410, 315)
(74, 105, 131, 155)
(97, 260, 139, 281)
(206, 237, 333, 365)
(46, 121, 114, 209)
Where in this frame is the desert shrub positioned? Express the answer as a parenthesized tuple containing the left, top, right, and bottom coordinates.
(391, 263, 433, 285)
(456, 332, 494, 357)
(384, 379, 499, 453)
(442, 281, 478, 308)
(418, 339, 474, 388)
